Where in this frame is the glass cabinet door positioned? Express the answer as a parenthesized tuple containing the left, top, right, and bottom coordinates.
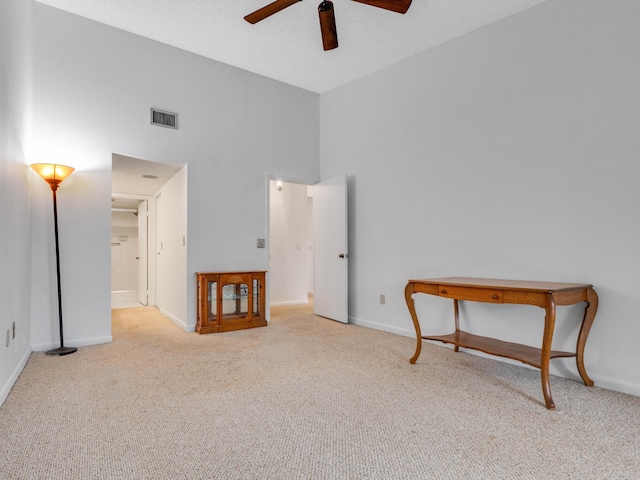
(221, 282, 249, 319)
(252, 277, 261, 317)
(207, 280, 217, 323)
(219, 272, 253, 324)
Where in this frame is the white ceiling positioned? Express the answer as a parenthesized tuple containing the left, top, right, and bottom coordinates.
(35, 0, 549, 93)
(111, 154, 183, 209)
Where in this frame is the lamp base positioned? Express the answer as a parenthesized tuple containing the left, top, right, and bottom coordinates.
(46, 346, 77, 356)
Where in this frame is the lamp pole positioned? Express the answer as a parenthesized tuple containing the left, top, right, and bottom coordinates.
(49, 183, 76, 355)
(30, 163, 77, 356)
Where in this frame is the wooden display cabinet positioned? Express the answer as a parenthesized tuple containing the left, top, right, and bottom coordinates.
(196, 271, 267, 334)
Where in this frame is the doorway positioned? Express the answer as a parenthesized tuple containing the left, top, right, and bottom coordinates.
(111, 154, 187, 330)
(268, 180, 314, 308)
(267, 175, 348, 323)
(111, 197, 149, 308)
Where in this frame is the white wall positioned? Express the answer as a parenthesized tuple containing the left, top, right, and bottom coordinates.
(30, 4, 319, 347)
(269, 180, 309, 306)
(320, 0, 640, 396)
(0, 0, 33, 405)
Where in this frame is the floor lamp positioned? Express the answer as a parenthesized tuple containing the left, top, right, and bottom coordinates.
(30, 163, 78, 356)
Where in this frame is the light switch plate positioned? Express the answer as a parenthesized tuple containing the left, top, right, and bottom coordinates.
(257, 238, 265, 248)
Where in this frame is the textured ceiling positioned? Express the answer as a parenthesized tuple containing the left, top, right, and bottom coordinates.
(35, 0, 549, 93)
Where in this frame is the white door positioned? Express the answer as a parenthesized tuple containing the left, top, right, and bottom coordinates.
(137, 200, 148, 306)
(313, 174, 348, 323)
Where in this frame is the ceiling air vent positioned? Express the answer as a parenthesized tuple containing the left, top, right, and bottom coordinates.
(150, 108, 178, 129)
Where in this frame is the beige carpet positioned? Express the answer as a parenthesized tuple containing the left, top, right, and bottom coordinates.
(1, 305, 639, 479)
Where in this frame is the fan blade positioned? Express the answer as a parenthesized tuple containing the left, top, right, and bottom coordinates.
(244, 0, 301, 24)
(351, 0, 412, 14)
(318, 1, 338, 51)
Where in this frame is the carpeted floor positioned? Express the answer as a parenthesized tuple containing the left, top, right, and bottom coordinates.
(1, 304, 639, 479)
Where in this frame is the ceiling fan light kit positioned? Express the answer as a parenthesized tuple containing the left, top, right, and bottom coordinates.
(244, 0, 411, 50)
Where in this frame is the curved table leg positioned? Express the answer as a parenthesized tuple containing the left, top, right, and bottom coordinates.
(404, 282, 422, 364)
(576, 288, 598, 387)
(541, 294, 557, 410)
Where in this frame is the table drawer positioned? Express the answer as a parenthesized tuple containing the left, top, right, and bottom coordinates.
(438, 285, 503, 303)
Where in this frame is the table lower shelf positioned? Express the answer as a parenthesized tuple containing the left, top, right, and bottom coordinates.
(424, 330, 576, 369)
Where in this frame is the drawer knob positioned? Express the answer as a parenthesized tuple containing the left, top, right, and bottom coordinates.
(492, 294, 499, 300)
(441, 289, 447, 294)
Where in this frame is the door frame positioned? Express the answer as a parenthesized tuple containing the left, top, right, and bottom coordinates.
(110, 192, 156, 307)
(264, 173, 319, 321)
(265, 173, 348, 322)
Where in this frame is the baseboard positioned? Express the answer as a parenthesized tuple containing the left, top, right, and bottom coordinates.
(590, 374, 640, 398)
(270, 299, 310, 307)
(31, 335, 113, 352)
(159, 307, 193, 332)
(348, 315, 640, 399)
(349, 315, 414, 337)
(0, 348, 32, 408)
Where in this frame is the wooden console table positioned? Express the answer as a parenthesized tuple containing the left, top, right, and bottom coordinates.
(404, 277, 598, 409)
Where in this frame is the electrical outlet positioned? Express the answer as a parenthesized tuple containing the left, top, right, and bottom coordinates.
(5, 329, 10, 347)
(380, 294, 386, 305)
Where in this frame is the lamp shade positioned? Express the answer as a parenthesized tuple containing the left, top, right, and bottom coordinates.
(30, 163, 75, 189)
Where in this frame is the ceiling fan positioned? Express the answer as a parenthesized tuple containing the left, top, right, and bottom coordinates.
(244, 0, 412, 51)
